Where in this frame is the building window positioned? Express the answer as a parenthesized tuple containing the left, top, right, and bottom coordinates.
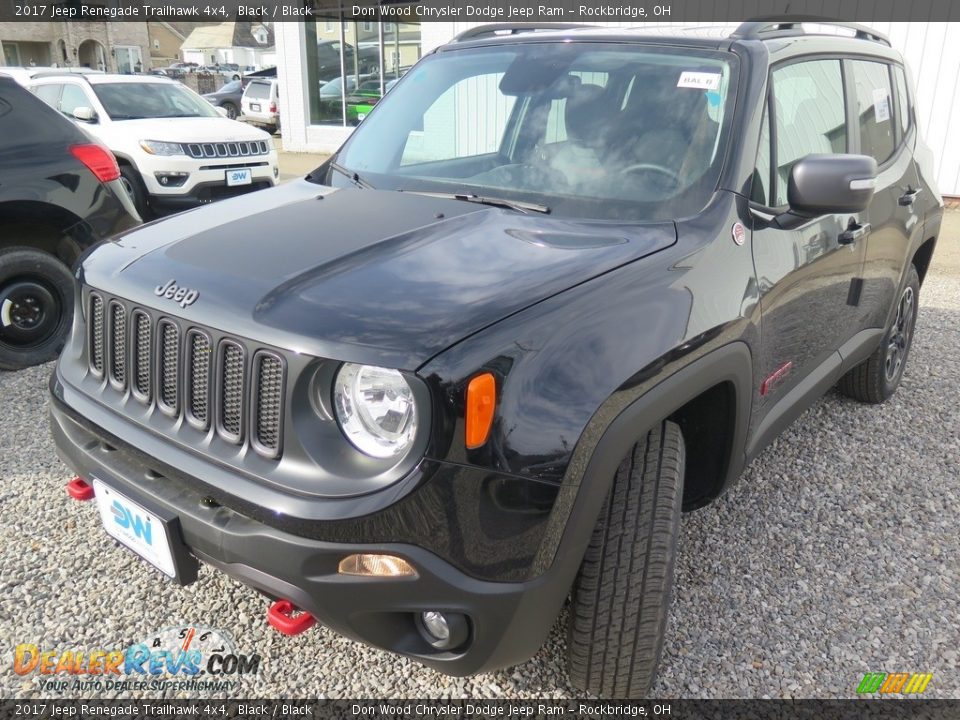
(307, 16, 421, 128)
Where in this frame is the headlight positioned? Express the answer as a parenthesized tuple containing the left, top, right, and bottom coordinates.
(333, 363, 418, 459)
(139, 140, 185, 156)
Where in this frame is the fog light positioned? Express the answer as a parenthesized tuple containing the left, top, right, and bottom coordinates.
(154, 171, 189, 187)
(416, 610, 469, 650)
(338, 553, 416, 577)
(273, 166, 279, 178)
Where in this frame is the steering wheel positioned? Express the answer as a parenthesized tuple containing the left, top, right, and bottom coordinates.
(620, 163, 681, 186)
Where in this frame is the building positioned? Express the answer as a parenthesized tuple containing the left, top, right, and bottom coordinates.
(180, 21, 276, 70)
(147, 22, 188, 69)
(275, 20, 960, 196)
(0, 22, 151, 73)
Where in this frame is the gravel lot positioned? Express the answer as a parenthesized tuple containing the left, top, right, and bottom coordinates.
(2, 214, 958, 700)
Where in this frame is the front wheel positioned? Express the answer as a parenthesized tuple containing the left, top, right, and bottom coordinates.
(221, 101, 238, 120)
(119, 165, 151, 220)
(0, 246, 75, 370)
(838, 264, 920, 404)
(568, 420, 685, 698)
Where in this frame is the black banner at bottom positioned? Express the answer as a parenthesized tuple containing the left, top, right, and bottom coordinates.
(2, 700, 959, 720)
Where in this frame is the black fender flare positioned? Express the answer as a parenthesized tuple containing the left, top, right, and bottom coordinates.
(532, 341, 753, 581)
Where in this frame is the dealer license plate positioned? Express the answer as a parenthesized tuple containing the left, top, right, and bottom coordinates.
(226, 168, 252, 187)
(93, 479, 177, 578)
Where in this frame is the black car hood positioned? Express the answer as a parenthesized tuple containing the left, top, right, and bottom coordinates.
(82, 181, 677, 369)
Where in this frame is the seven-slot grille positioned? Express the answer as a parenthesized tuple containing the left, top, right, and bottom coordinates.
(184, 141, 269, 159)
(87, 292, 285, 459)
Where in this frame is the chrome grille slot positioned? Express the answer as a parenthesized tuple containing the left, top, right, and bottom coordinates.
(132, 311, 151, 401)
(218, 341, 245, 443)
(89, 295, 105, 376)
(252, 352, 284, 457)
(157, 320, 180, 415)
(186, 331, 212, 430)
(108, 302, 126, 389)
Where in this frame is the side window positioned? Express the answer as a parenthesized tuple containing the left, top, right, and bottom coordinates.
(33, 83, 61, 108)
(771, 60, 846, 206)
(400, 73, 516, 165)
(59, 84, 91, 117)
(850, 60, 895, 164)
(751, 102, 771, 205)
(893, 65, 911, 139)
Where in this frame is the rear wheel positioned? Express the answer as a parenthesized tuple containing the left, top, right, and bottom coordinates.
(838, 264, 920, 404)
(0, 246, 75, 370)
(568, 420, 685, 698)
(221, 101, 238, 119)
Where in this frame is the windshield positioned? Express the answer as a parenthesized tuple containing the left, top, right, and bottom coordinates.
(93, 82, 219, 120)
(335, 43, 736, 221)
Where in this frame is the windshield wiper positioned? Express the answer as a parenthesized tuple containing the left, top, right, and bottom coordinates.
(328, 161, 375, 190)
(404, 191, 550, 215)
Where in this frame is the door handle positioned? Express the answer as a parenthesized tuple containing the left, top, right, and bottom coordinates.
(899, 188, 922, 206)
(838, 222, 871, 246)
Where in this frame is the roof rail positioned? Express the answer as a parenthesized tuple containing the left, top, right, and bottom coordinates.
(731, 17, 890, 46)
(450, 23, 591, 44)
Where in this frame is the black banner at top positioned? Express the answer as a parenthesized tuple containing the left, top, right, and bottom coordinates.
(1, 0, 959, 22)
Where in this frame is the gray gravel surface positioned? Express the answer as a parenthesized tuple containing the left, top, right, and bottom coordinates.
(1, 248, 958, 700)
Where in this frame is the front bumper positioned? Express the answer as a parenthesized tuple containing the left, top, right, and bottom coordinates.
(49, 384, 572, 676)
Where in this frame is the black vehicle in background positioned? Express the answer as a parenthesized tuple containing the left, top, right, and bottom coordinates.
(202, 78, 244, 119)
(0, 76, 139, 370)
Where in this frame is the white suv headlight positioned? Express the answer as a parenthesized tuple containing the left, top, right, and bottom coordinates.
(139, 140, 185, 156)
(333, 363, 418, 459)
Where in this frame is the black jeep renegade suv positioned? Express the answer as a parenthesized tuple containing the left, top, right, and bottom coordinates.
(50, 21, 942, 697)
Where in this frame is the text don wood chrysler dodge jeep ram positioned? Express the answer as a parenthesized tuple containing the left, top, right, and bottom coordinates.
(50, 22, 942, 697)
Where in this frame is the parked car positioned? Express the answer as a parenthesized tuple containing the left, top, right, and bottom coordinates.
(28, 73, 279, 218)
(346, 77, 401, 125)
(316, 39, 379, 82)
(202, 79, 243, 119)
(316, 73, 376, 123)
(0, 76, 139, 370)
(49, 21, 942, 698)
(240, 78, 279, 134)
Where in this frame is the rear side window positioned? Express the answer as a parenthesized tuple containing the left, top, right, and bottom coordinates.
(246, 81, 271, 100)
(893, 65, 911, 139)
(850, 60, 895, 164)
(33, 83, 61, 108)
(771, 59, 846, 206)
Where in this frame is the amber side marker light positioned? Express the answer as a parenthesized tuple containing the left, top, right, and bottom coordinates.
(466, 372, 496, 449)
(338, 554, 417, 577)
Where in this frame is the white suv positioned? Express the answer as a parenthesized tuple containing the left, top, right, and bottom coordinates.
(28, 74, 279, 217)
(241, 78, 280, 135)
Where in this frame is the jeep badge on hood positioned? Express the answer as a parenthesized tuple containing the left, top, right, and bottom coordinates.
(154, 279, 199, 309)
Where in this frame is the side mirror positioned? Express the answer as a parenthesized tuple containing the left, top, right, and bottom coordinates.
(72, 106, 97, 122)
(788, 153, 878, 215)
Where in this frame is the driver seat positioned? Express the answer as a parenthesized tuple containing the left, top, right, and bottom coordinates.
(538, 80, 609, 186)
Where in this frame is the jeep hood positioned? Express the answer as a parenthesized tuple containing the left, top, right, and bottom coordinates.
(106, 117, 271, 143)
(81, 182, 676, 369)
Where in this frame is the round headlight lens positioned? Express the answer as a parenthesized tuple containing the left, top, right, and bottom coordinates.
(333, 363, 418, 459)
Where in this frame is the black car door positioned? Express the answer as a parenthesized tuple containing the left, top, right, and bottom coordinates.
(851, 60, 923, 331)
(748, 58, 866, 450)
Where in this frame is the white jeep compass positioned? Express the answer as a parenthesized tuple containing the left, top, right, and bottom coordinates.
(28, 73, 279, 217)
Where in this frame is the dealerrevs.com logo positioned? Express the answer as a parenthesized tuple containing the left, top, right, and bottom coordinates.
(856, 672, 934, 695)
(13, 625, 261, 693)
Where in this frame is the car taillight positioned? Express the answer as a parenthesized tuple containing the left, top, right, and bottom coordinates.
(70, 144, 121, 183)
(269, 101, 277, 113)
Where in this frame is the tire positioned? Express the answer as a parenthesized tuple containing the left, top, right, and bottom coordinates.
(568, 420, 685, 698)
(838, 264, 920, 404)
(118, 165, 151, 220)
(0, 246, 75, 371)
(221, 101, 238, 120)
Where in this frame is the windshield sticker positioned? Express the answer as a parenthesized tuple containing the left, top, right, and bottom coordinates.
(677, 72, 721, 91)
(873, 88, 891, 123)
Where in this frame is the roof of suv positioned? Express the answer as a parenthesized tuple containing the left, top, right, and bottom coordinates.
(439, 20, 899, 62)
(30, 73, 176, 85)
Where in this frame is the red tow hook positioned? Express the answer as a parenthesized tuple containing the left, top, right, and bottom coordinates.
(66, 477, 95, 501)
(267, 600, 316, 636)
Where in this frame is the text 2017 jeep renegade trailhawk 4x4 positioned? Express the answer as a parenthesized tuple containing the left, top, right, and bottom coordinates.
(50, 22, 942, 696)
